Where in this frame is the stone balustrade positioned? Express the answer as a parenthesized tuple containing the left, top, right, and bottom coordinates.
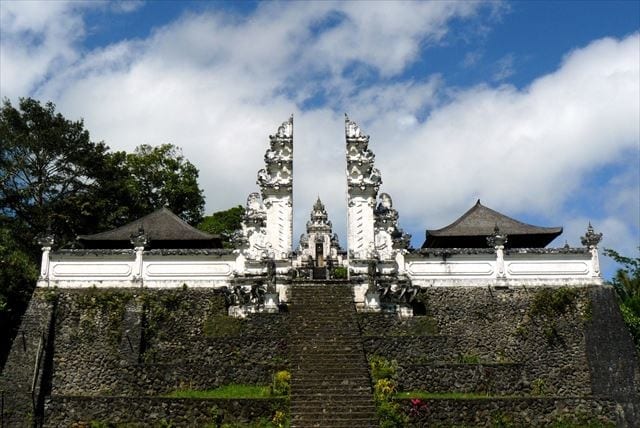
(402, 246, 601, 287)
(37, 249, 237, 288)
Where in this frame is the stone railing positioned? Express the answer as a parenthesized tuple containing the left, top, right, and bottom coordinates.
(401, 246, 602, 287)
(37, 249, 237, 288)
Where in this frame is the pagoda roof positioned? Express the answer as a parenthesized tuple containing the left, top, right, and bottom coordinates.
(78, 208, 221, 249)
(422, 200, 562, 249)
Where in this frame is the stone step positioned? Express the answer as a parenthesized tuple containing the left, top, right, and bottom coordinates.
(291, 387, 372, 393)
(290, 421, 378, 428)
(291, 374, 371, 381)
(289, 283, 376, 427)
(290, 406, 377, 414)
(291, 412, 378, 421)
(291, 393, 374, 400)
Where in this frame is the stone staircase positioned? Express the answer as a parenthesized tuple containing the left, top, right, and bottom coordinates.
(289, 284, 378, 428)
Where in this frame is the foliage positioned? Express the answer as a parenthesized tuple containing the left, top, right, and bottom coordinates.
(166, 385, 273, 399)
(374, 378, 397, 402)
(271, 370, 290, 396)
(409, 315, 438, 335)
(531, 378, 547, 396)
(529, 287, 579, 318)
(0, 98, 114, 248)
(456, 352, 480, 364)
(550, 413, 616, 428)
(491, 411, 514, 428)
(124, 144, 204, 225)
(270, 410, 287, 428)
(370, 355, 398, 381)
(376, 399, 408, 428)
(332, 266, 348, 279)
(369, 356, 407, 427)
(0, 98, 207, 364)
(203, 313, 244, 338)
(198, 205, 244, 248)
(604, 248, 640, 353)
(0, 226, 37, 369)
(76, 287, 134, 343)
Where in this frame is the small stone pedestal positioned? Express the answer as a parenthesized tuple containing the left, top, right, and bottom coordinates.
(364, 292, 381, 312)
(263, 293, 279, 313)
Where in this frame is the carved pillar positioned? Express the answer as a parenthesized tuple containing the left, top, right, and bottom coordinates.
(130, 227, 148, 284)
(345, 115, 380, 261)
(487, 225, 508, 279)
(37, 233, 55, 284)
(258, 116, 293, 261)
(581, 222, 603, 278)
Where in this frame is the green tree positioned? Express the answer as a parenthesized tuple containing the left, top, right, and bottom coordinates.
(0, 97, 112, 249)
(197, 205, 244, 248)
(0, 98, 207, 366)
(0, 225, 38, 369)
(604, 248, 640, 353)
(124, 144, 205, 225)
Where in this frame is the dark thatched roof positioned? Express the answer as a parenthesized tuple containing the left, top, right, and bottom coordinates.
(77, 208, 222, 249)
(422, 200, 562, 249)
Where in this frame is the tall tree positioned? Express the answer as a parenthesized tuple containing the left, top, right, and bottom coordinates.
(0, 98, 111, 250)
(0, 225, 37, 369)
(605, 248, 640, 353)
(198, 205, 244, 247)
(125, 144, 205, 225)
(0, 98, 207, 367)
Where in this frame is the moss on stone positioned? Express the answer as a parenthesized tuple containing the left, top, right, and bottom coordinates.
(529, 288, 580, 318)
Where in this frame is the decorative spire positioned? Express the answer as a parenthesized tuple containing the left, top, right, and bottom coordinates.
(307, 197, 332, 234)
(345, 115, 380, 193)
(37, 224, 55, 248)
(258, 115, 294, 192)
(580, 222, 603, 248)
(345, 114, 369, 140)
(270, 115, 293, 139)
(130, 225, 148, 248)
(487, 224, 508, 248)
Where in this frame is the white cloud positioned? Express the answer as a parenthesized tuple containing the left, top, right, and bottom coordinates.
(0, 1, 86, 98)
(1, 2, 637, 270)
(492, 53, 515, 81)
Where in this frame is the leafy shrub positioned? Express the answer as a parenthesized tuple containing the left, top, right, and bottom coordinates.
(332, 266, 348, 279)
(377, 399, 409, 428)
(370, 356, 398, 381)
(272, 370, 291, 396)
(271, 410, 287, 428)
(374, 378, 397, 402)
(531, 378, 547, 396)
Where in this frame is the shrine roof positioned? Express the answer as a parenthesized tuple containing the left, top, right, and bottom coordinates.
(422, 200, 562, 249)
(77, 208, 221, 249)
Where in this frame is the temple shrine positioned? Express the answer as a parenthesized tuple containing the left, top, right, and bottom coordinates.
(35, 115, 603, 316)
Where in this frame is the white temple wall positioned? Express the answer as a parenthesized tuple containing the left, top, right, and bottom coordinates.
(404, 251, 603, 287)
(38, 253, 237, 288)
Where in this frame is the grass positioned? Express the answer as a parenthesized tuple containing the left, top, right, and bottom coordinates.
(165, 384, 277, 399)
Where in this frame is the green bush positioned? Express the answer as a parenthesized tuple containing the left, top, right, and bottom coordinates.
(272, 370, 291, 396)
(369, 356, 398, 381)
(332, 266, 348, 279)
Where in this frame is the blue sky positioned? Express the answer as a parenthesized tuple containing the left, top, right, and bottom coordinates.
(1, 0, 638, 278)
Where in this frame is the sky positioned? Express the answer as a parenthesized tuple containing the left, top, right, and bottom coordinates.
(1, 0, 638, 278)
